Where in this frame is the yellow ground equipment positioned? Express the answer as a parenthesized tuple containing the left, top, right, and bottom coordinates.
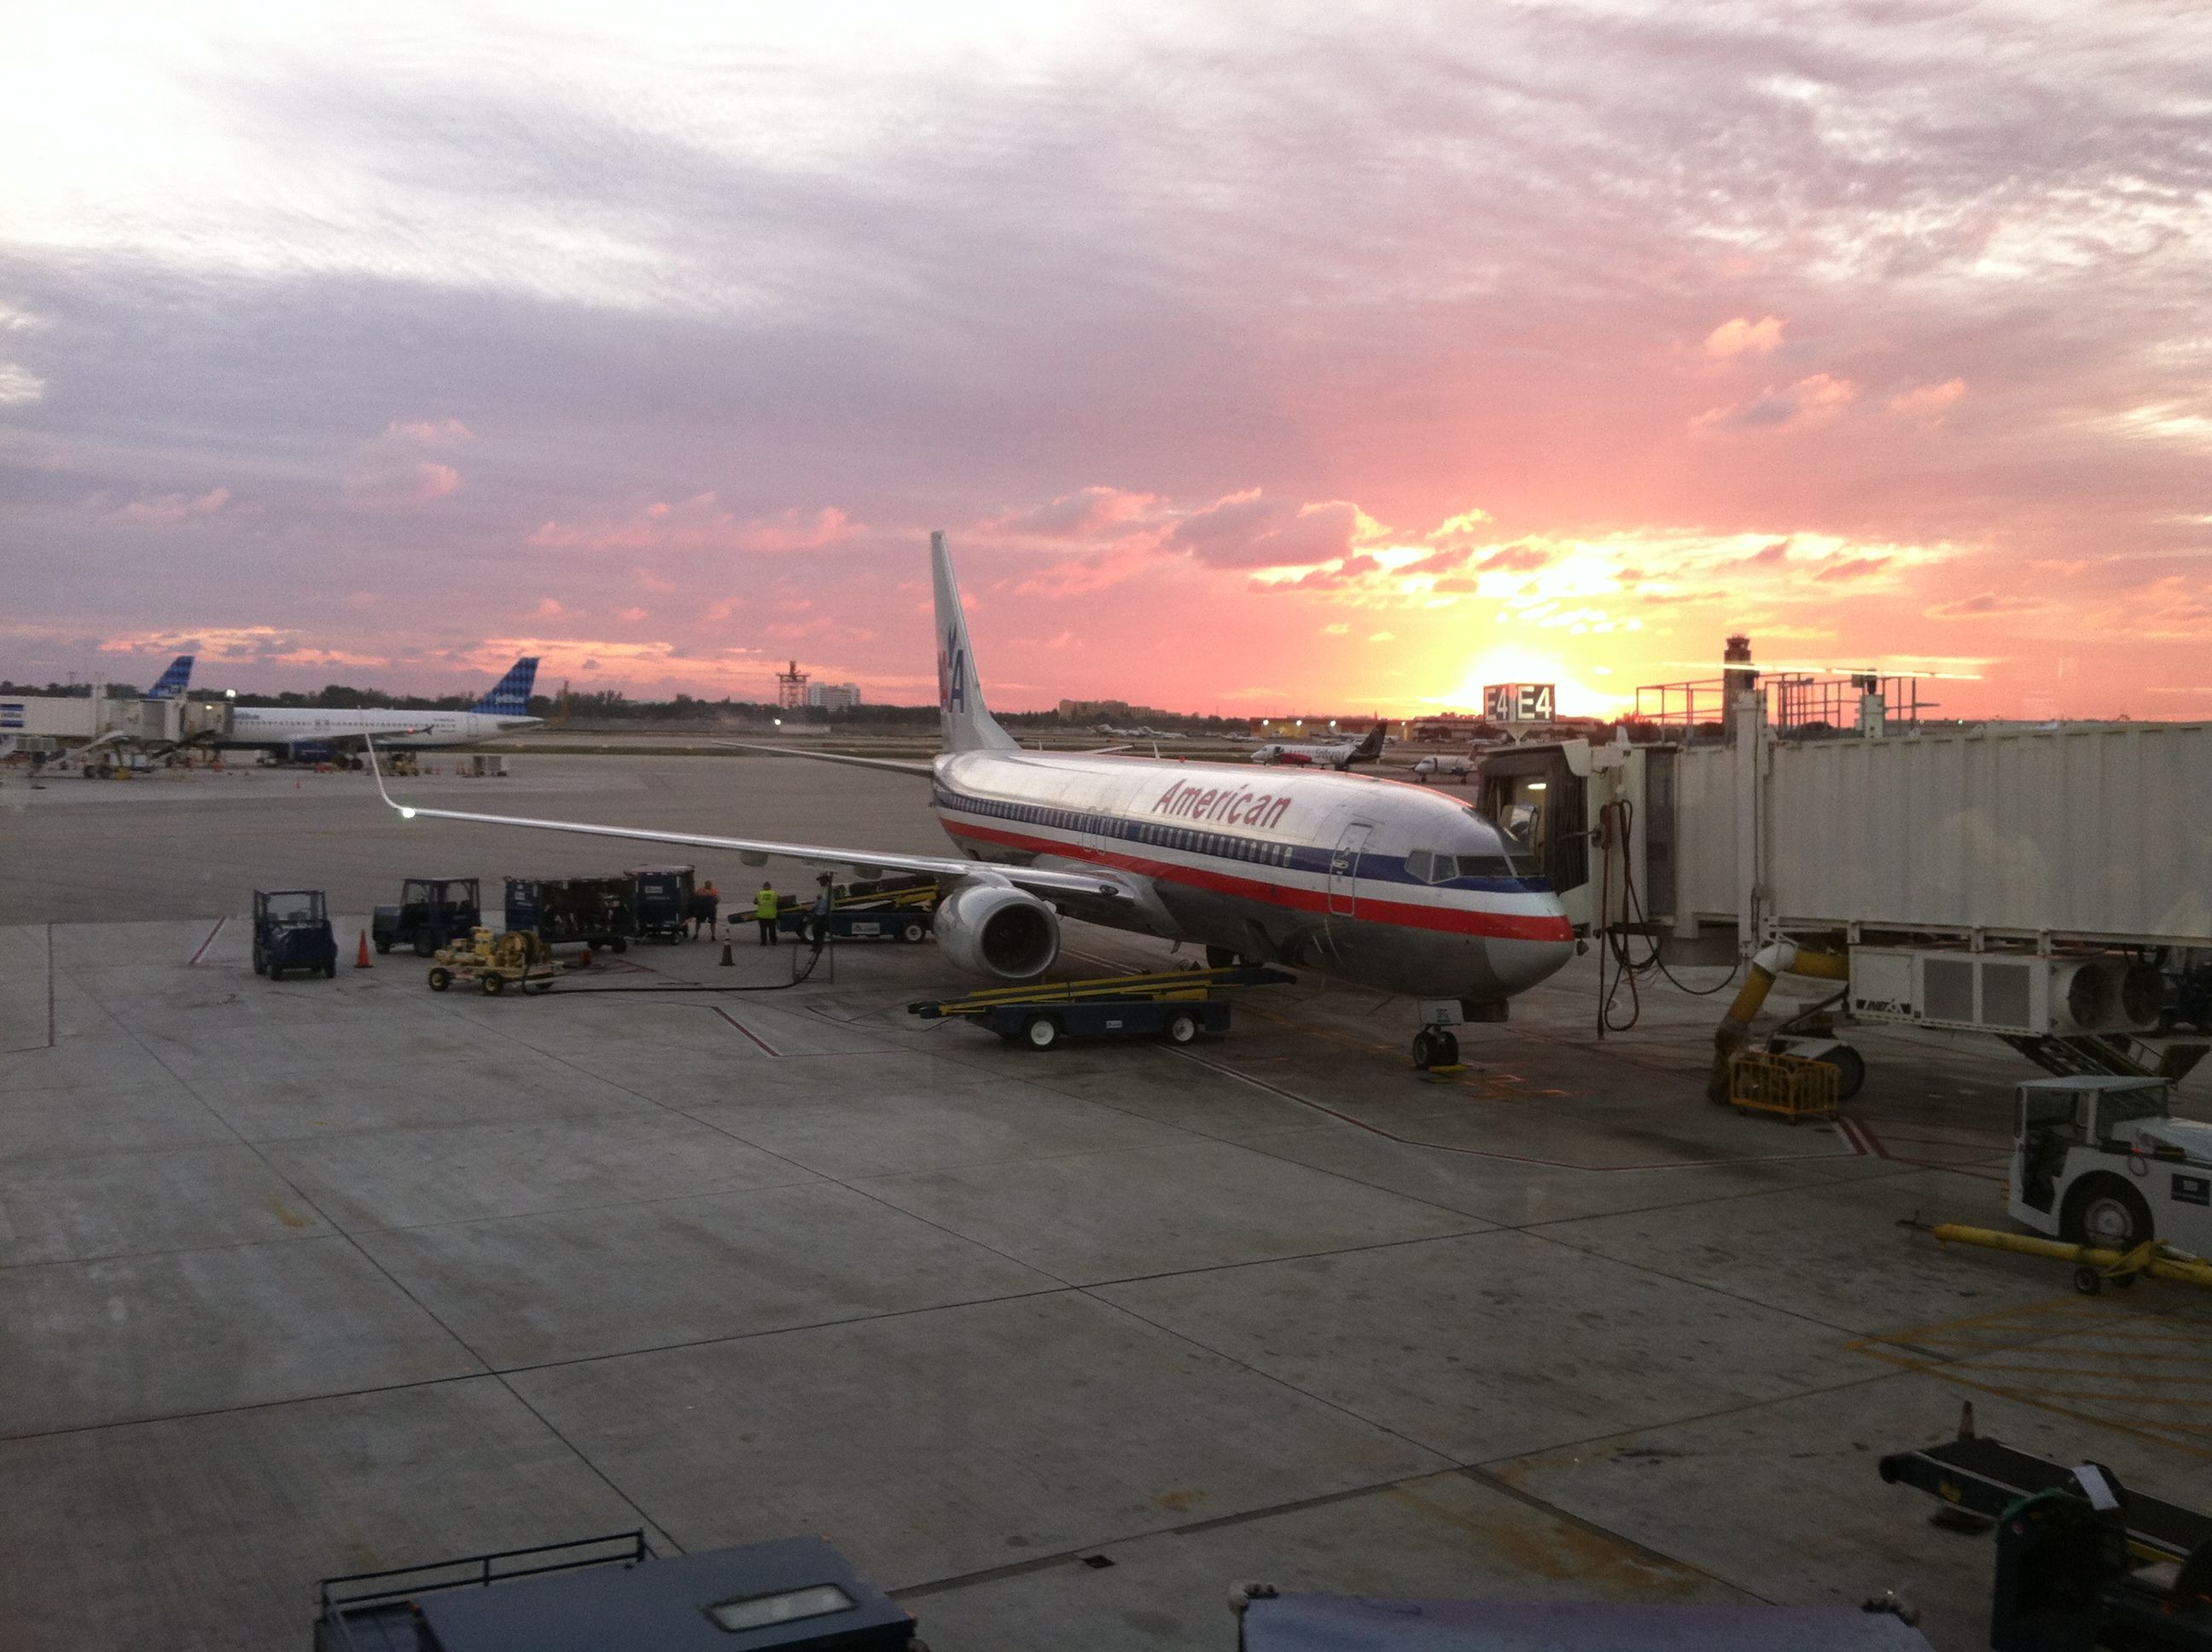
(1929, 1222, 2212, 1296)
(1725, 1047, 1840, 1123)
(427, 928, 561, 997)
(911, 965, 1295, 1049)
(1707, 940, 1853, 1102)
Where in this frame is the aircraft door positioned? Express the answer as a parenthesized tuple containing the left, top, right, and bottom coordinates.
(1327, 822, 1372, 916)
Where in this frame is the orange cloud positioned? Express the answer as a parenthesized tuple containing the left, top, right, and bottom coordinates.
(1696, 373, 1855, 432)
(1703, 316, 1785, 357)
(1889, 378, 1967, 419)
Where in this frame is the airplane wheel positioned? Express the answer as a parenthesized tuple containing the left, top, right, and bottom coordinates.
(1412, 1028, 1458, 1068)
(1165, 1011, 1198, 1044)
(1023, 1015, 1062, 1050)
(427, 967, 452, 992)
(1205, 945, 1243, 969)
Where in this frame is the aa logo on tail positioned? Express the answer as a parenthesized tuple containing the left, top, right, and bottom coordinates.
(939, 627, 966, 713)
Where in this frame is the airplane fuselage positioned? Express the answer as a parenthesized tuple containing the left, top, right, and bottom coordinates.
(222, 707, 543, 751)
(931, 750, 1573, 1001)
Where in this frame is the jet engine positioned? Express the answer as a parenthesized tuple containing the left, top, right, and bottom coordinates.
(933, 881, 1061, 981)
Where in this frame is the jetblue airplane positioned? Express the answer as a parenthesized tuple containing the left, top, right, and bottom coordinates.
(224, 657, 542, 756)
(145, 654, 195, 700)
(373, 539, 1573, 1054)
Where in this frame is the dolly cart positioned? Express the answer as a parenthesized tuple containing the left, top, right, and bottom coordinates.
(251, 888, 336, 980)
(626, 864, 696, 943)
(780, 881, 940, 945)
(1880, 1428, 2212, 1649)
(912, 965, 1295, 1050)
(373, 876, 482, 957)
(315, 1531, 924, 1652)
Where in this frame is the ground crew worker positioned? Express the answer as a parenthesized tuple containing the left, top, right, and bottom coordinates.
(693, 878, 720, 938)
(806, 874, 834, 945)
(754, 881, 779, 945)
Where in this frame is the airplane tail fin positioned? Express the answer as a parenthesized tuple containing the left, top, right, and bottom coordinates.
(1349, 718, 1388, 762)
(930, 532, 1018, 753)
(473, 656, 539, 716)
(147, 654, 194, 700)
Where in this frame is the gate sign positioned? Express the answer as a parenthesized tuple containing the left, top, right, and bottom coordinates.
(1483, 683, 1555, 723)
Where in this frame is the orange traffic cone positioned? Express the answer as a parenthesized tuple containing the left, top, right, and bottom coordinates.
(355, 931, 373, 969)
(719, 941, 735, 967)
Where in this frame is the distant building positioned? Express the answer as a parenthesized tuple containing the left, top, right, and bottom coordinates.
(776, 660, 809, 709)
(1057, 698, 1178, 723)
(806, 682, 861, 710)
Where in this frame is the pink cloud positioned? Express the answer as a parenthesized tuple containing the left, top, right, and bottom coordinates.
(1697, 373, 1856, 432)
(989, 486, 1161, 539)
(345, 416, 468, 507)
(118, 486, 233, 525)
(529, 496, 855, 554)
(1168, 491, 1370, 568)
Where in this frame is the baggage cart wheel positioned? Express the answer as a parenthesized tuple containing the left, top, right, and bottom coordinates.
(902, 921, 926, 943)
(1164, 1011, 1199, 1044)
(427, 967, 452, 992)
(611, 936, 628, 954)
(2073, 1265, 2104, 1296)
(482, 973, 506, 996)
(1023, 1015, 1062, 1050)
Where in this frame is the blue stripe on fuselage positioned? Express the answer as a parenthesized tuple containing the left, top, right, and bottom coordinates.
(929, 784, 1550, 894)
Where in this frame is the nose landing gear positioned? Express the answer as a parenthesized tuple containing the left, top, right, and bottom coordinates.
(1412, 1027, 1460, 1069)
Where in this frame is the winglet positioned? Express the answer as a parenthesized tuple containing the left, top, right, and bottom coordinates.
(364, 737, 416, 818)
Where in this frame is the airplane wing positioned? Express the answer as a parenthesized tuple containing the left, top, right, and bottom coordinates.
(365, 743, 1128, 899)
(713, 740, 936, 777)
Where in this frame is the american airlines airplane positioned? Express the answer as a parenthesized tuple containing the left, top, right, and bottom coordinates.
(372, 539, 1573, 1062)
(224, 657, 542, 757)
(1249, 719, 1387, 770)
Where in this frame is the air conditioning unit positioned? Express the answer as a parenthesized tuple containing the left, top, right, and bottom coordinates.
(1848, 946, 2161, 1037)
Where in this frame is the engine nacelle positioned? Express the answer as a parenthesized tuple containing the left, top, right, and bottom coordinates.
(933, 881, 1061, 981)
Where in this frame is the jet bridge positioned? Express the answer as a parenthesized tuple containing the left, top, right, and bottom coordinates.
(1476, 677, 2212, 1088)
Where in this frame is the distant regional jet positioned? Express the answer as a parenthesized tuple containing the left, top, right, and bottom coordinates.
(220, 656, 542, 759)
(371, 537, 1569, 1062)
(1249, 719, 1388, 771)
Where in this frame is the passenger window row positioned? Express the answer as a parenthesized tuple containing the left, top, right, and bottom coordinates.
(961, 793, 1294, 869)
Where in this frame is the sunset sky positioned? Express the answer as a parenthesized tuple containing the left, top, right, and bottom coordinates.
(3, 2, 2209, 720)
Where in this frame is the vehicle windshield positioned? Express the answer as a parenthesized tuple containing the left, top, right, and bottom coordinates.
(2093, 1085, 2168, 1137)
(262, 892, 321, 924)
(2019, 1087, 2084, 1135)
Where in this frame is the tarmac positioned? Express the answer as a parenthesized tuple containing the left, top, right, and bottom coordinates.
(2, 752, 2208, 1650)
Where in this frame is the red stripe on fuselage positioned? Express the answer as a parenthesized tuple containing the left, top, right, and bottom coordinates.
(940, 816, 1574, 943)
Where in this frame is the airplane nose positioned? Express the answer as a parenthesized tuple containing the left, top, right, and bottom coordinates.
(1490, 933, 1575, 995)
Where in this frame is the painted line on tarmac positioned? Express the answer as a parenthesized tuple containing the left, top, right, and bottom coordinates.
(713, 1007, 782, 1056)
(44, 922, 55, 1049)
(187, 916, 225, 966)
(1168, 1045, 1870, 1173)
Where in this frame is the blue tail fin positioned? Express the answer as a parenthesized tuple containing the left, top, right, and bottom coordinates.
(473, 656, 538, 715)
(146, 654, 195, 700)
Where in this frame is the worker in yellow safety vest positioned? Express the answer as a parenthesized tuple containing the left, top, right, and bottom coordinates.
(754, 881, 779, 946)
